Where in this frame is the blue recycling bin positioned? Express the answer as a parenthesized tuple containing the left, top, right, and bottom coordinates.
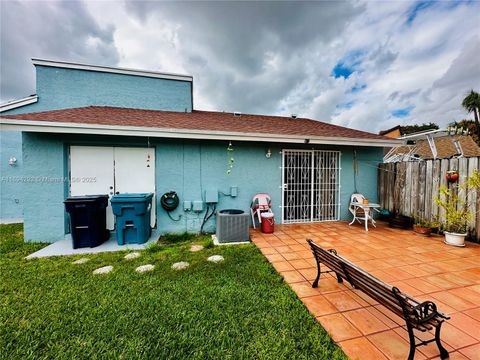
(64, 195, 110, 249)
(110, 193, 153, 245)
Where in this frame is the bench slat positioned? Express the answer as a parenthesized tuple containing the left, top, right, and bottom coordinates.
(307, 239, 448, 328)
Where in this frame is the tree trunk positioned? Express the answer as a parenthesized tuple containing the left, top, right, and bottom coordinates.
(475, 107, 480, 140)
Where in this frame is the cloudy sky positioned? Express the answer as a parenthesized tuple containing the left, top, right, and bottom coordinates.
(1, 0, 479, 133)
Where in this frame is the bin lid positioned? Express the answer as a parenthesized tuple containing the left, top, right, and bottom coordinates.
(111, 192, 154, 203)
(261, 212, 274, 218)
(64, 195, 109, 203)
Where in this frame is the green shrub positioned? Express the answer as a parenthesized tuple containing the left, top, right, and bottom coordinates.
(435, 170, 480, 233)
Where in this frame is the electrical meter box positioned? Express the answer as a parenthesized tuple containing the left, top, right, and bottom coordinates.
(192, 200, 204, 212)
(205, 189, 219, 204)
(183, 200, 192, 211)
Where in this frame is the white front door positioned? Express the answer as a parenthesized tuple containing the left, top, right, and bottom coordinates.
(114, 147, 156, 227)
(69, 146, 156, 230)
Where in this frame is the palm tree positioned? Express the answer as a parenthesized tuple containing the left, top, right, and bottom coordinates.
(462, 90, 480, 138)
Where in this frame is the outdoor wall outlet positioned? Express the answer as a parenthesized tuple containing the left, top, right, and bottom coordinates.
(230, 186, 238, 197)
(183, 200, 192, 211)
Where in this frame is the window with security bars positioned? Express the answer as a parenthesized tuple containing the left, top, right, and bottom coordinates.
(282, 150, 341, 223)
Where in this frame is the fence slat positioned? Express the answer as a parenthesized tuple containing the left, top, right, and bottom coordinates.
(404, 162, 413, 216)
(418, 162, 426, 219)
(410, 162, 419, 217)
(424, 160, 433, 220)
(378, 157, 480, 242)
(458, 158, 468, 212)
(467, 157, 478, 233)
(378, 163, 385, 209)
(397, 162, 407, 214)
(431, 160, 441, 220)
(387, 163, 395, 211)
(438, 159, 450, 223)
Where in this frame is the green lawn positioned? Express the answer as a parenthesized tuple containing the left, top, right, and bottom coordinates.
(0, 224, 345, 359)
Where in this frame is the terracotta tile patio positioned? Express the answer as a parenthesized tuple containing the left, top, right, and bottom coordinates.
(251, 221, 480, 360)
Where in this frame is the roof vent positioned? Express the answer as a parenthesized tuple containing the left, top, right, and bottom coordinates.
(234, 111, 242, 117)
(291, 114, 297, 119)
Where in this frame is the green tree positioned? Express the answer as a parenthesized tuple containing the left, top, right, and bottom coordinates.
(400, 122, 439, 135)
(462, 90, 480, 138)
(449, 119, 479, 145)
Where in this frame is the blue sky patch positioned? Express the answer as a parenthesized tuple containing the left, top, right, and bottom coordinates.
(336, 100, 355, 110)
(332, 63, 354, 79)
(351, 84, 367, 93)
(331, 50, 365, 79)
(406, 1, 436, 24)
(406, 0, 470, 25)
(391, 106, 414, 118)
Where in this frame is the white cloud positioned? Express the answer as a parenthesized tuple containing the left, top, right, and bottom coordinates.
(2, 0, 480, 134)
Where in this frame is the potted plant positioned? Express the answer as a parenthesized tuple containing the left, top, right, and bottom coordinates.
(412, 216, 438, 236)
(435, 170, 480, 247)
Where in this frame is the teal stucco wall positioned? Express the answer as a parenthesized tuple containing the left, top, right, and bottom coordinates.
(5, 65, 192, 114)
(1, 64, 193, 222)
(21, 132, 383, 243)
(0, 131, 24, 221)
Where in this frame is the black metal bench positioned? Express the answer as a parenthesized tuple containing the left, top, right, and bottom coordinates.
(307, 239, 450, 360)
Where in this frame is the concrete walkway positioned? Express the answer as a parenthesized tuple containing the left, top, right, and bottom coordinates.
(26, 229, 160, 259)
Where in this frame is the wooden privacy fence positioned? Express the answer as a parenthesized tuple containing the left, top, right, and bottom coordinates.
(378, 157, 480, 241)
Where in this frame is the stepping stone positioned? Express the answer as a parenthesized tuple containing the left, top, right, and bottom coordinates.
(124, 252, 141, 260)
(72, 258, 89, 264)
(190, 245, 204, 252)
(207, 255, 224, 263)
(135, 264, 155, 273)
(93, 266, 113, 275)
(172, 261, 189, 270)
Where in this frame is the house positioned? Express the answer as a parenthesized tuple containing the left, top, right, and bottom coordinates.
(379, 125, 402, 138)
(0, 58, 399, 243)
(383, 128, 480, 162)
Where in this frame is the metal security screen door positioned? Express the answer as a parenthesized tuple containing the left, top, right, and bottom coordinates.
(282, 150, 341, 223)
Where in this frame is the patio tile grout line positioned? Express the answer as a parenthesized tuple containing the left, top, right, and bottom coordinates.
(252, 223, 480, 360)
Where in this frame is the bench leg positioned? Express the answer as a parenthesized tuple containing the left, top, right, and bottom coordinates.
(435, 322, 449, 359)
(312, 258, 321, 288)
(405, 323, 416, 360)
(335, 272, 343, 283)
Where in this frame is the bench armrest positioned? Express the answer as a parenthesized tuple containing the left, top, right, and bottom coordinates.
(412, 301, 439, 324)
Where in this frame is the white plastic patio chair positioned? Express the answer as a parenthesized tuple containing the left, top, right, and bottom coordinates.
(250, 193, 272, 229)
(348, 193, 376, 231)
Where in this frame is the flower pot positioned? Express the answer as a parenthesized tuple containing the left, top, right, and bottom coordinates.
(413, 225, 432, 236)
(389, 215, 412, 229)
(444, 231, 466, 247)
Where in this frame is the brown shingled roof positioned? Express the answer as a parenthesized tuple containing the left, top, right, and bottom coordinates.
(1, 106, 389, 141)
(392, 135, 480, 159)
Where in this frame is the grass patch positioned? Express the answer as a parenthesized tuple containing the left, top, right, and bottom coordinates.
(0, 224, 346, 359)
(158, 231, 205, 244)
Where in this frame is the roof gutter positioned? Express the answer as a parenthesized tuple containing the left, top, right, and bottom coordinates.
(0, 119, 403, 147)
(0, 95, 38, 112)
(31, 58, 193, 83)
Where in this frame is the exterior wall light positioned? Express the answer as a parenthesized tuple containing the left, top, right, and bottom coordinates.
(265, 148, 272, 158)
(8, 157, 17, 166)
